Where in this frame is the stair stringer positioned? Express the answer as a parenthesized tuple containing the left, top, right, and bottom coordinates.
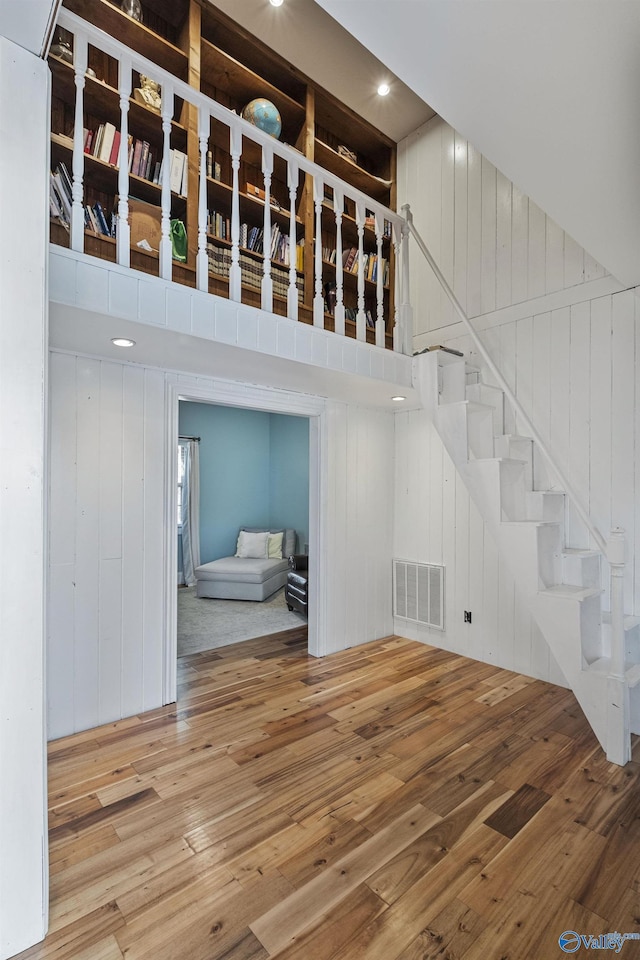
(414, 351, 610, 754)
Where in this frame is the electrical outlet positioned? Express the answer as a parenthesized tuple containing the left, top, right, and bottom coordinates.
(464, 610, 472, 623)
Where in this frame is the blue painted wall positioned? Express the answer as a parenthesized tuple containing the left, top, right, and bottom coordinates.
(270, 414, 310, 553)
(178, 402, 309, 563)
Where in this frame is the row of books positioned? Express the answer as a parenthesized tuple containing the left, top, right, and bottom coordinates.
(207, 244, 304, 302)
(340, 246, 390, 284)
(50, 161, 115, 238)
(323, 282, 376, 327)
(207, 212, 304, 271)
(83, 122, 189, 196)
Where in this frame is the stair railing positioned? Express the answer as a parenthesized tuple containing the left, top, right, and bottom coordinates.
(404, 203, 630, 760)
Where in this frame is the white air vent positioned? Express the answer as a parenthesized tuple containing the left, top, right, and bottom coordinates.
(393, 560, 444, 629)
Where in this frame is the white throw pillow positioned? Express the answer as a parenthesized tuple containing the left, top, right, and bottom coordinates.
(235, 530, 269, 559)
(268, 531, 284, 559)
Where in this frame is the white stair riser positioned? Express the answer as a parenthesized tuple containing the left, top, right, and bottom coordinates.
(498, 522, 562, 593)
(526, 491, 565, 522)
(436, 403, 495, 463)
(495, 436, 534, 489)
(601, 620, 640, 664)
(534, 590, 603, 669)
(468, 460, 527, 523)
(466, 382, 504, 435)
(562, 552, 601, 589)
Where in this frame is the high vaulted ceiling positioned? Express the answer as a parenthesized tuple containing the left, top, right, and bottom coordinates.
(313, 0, 640, 289)
(205, 0, 435, 142)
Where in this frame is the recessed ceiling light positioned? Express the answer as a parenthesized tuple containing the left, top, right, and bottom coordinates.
(377, 83, 391, 97)
(391, 395, 406, 402)
(269, 0, 284, 6)
(111, 337, 136, 347)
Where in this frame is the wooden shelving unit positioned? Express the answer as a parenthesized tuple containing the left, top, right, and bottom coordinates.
(50, 0, 397, 344)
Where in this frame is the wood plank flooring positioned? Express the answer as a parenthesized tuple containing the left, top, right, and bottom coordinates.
(16, 630, 640, 960)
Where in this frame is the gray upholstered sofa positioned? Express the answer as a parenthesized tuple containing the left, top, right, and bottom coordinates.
(194, 526, 296, 601)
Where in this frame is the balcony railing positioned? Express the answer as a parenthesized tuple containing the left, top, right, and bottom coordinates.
(49, 8, 412, 353)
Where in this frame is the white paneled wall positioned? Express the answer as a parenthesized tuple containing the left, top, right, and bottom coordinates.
(322, 401, 395, 653)
(398, 114, 608, 340)
(394, 409, 566, 686)
(48, 355, 396, 739)
(48, 353, 167, 740)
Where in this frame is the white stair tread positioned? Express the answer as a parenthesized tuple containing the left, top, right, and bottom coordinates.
(502, 519, 561, 527)
(601, 612, 640, 630)
(563, 547, 600, 558)
(587, 658, 640, 687)
(500, 434, 533, 443)
(541, 583, 603, 601)
(438, 399, 496, 413)
(470, 457, 529, 466)
(433, 350, 466, 365)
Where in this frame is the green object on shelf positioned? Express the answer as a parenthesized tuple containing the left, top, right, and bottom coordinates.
(170, 219, 187, 262)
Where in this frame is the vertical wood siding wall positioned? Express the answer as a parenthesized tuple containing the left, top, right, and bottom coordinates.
(48, 353, 166, 740)
(398, 114, 608, 339)
(395, 115, 639, 679)
(48, 355, 395, 739)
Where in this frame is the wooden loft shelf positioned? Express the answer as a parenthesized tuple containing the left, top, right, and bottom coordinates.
(54, 0, 397, 345)
(63, 0, 189, 79)
(200, 39, 306, 136)
(314, 140, 392, 202)
(49, 56, 188, 151)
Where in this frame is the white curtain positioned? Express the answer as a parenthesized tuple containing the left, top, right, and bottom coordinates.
(181, 439, 201, 587)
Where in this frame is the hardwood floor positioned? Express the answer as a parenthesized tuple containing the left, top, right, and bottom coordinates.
(16, 631, 640, 960)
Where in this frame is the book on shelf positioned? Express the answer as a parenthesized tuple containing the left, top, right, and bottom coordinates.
(93, 201, 110, 236)
(108, 130, 121, 167)
(169, 149, 186, 194)
(98, 122, 116, 163)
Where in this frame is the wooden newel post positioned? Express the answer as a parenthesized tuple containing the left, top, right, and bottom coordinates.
(606, 527, 631, 766)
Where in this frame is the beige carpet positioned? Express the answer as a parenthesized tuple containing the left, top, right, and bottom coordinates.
(177, 585, 304, 656)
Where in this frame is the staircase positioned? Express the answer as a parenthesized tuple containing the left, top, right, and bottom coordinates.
(415, 348, 640, 764)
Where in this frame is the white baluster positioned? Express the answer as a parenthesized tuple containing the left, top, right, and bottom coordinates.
(71, 31, 88, 253)
(313, 176, 324, 327)
(116, 54, 132, 267)
(286, 160, 299, 321)
(606, 528, 631, 765)
(397, 206, 413, 354)
(392, 219, 402, 353)
(196, 107, 209, 291)
(229, 122, 242, 301)
(375, 212, 385, 348)
(261, 145, 273, 312)
(333, 188, 345, 337)
(355, 201, 366, 341)
(158, 79, 173, 279)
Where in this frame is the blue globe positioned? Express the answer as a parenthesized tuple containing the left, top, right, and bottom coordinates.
(242, 98, 282, 139)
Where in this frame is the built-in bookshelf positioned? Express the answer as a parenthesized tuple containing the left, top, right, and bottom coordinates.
(49, 0, 397, 343)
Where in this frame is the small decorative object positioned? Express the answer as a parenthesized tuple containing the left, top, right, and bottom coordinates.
(133, 75, 161, 114)
(86, 67, 96, 78)
(170, 219, 187, 262)
(241, 98, 282, 140)
(121, 0, 143, 21)
(51, 35, 73, 63)
(337, 144, 357, 165)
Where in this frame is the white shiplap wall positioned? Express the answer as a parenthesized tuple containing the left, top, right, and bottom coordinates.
(48, 353, 166, 740)
(395, 113, 639, 679)
(48, 354, 395, 739)
(398, 114, 609, 342)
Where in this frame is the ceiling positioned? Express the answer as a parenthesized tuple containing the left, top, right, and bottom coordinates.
(205, 0, 435, 142)
(313, 0, 640, 289)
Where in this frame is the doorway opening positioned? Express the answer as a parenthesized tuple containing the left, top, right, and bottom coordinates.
(176, 400, 310, 659)
(163, 378, 324, 704)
